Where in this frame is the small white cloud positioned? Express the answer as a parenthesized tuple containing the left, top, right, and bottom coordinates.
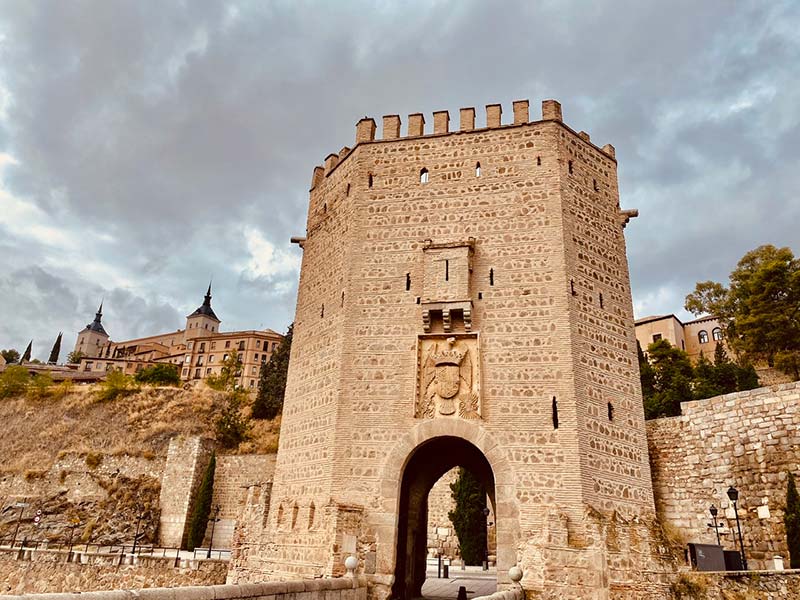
(240, 226, 301, 280)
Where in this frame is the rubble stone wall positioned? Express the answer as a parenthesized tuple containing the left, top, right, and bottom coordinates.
(0, 548, 227, 594)
(203, 454, 276, 549)
(647, 381, 800, 570)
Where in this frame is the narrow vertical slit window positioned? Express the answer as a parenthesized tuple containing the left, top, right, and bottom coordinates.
(552, 397, 559, 429)
(445, 259, 449, 281)
(420, 168, 429, 184)
(571, 279, 576, 296)
(346, 183, 351, 196)
(489, 268, 494, 286)
(341, 291, 345, 307)
(599, 292, 604, 308)
(321, 304, 324, 318)
(568, 160, 574, 174)
(537, 156, 541, 166)
(593, 179, 599, 192)
(405, 273, 411, 291)
(476, 162, 481, 177)
(607, 402, 614, 421)
(368, 173, 373, 188)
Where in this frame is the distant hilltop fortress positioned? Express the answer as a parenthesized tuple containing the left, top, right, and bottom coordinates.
(73, 284, 283, 388)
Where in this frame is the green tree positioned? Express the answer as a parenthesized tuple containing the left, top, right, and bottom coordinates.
(637, 341, 656, 400)
(692, 352, 720, 400)
(252, 325, 293, 420)
(215, 391, 251, 448)
(134, 364, 181, 386)
(20, 341, 32, 363)
(643, 339, 694, 419)
(206, 351, 243, 391)
(48, 333, 62, 365)
(207, 352, 251, 448)
(711, 343, 740, 395)
(0, 366, 29, 398)
(785, 472, 800, 569)
(1, 349, 20, 364)
(66, 350, 85, 364)
(186, 452, 215, 551)
(448, 468, 488, 565)
(686, 245, 800, 379)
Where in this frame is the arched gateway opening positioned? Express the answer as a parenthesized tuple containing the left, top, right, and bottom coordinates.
(393, 436, 496, 600)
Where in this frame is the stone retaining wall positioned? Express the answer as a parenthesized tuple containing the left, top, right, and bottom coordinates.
(0, 548, 227, 594)
(0, 576, 367, 600)
(647, 382, 800, 570)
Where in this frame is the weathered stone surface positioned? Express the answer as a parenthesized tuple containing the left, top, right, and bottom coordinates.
(648, 382, 800, 570)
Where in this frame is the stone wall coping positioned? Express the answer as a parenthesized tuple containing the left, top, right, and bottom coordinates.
(473, 587, 523, 600)
(0, 577, 364, 600)
(649, 380, 800, 422)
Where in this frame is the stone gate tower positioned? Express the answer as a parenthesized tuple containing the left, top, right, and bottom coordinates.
(231, 100, 668, 599)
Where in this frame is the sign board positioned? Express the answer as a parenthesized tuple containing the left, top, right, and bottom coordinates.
(688, 543, 725, 571)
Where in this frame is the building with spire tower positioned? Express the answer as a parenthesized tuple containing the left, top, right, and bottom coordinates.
(72, 285, 283, 388)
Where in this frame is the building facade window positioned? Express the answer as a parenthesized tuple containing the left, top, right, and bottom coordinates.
(652, 333, 662, 342)
(420, 168, 429, 184)
(712, 327, 723, 341)
(698, 330, 709, 344)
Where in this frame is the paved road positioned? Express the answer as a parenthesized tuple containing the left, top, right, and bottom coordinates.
(420, 565, 497, 599)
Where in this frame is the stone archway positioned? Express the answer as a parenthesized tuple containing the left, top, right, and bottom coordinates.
(374, 421, 518, 599)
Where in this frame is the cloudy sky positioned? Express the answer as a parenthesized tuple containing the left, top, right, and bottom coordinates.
(0, 1, 798, 361)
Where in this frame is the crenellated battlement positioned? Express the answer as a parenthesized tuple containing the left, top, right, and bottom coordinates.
(310, 99, 616, 189)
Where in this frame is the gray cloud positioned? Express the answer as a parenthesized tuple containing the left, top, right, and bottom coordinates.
(0, 0, 798, 358)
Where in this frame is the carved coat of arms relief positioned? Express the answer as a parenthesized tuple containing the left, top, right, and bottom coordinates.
(416, 335, 481, 420)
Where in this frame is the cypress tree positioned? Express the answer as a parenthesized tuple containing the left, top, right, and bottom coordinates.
(252, 324, 293, 420)
(448, 468, 488, 565)
(48, 333, 62, 365)
(20, 341, 32, 363)
(785, 471, 800, 569)
(186, 452, 215, 551)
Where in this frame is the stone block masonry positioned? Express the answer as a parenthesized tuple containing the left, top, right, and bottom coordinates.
(0, 574, 367, 600)
(648, 381, 800, 570)
(158, 437, 214, 549)
(232, 98, 672, 599)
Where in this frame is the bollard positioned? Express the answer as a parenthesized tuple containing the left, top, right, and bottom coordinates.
(457, 586, 468, 600)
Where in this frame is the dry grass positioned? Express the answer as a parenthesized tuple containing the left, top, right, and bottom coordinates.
(0, 385, 278, 474)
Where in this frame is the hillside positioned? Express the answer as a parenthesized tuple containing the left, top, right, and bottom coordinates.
(0, 385, 280, 546)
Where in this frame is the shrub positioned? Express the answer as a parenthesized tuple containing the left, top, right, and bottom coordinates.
(0, 366, 29, 398)
(134, 364, 181, 386)
(85, 452, 103, 469)
(186, 452, 215, 551)
(96, 370, 138, 402)
(671, 573, 708, 599)
(26, 372, 54, 400)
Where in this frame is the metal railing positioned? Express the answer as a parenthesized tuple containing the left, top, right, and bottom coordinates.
(0, 538, 230, 563)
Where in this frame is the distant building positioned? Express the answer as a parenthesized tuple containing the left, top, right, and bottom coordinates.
(634, 314, 725, 362)
(73, 285, 283, 389)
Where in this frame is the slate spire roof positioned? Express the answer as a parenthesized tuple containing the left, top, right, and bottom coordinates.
(187, 282, 220, 322)
(81, 301, 109, 336)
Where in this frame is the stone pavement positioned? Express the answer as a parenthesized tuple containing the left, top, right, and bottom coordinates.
(420, 565, 497, 599)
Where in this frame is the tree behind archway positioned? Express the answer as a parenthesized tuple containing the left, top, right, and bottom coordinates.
(448, 467, 487, 565)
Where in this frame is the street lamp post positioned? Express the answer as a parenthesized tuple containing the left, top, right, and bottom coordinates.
(482, 507, 490, 571)
(726, 486, 748, 570)
(206, 505, 221, 559)
(131, 510, 145, 557)
(707, 505, 722, 546)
